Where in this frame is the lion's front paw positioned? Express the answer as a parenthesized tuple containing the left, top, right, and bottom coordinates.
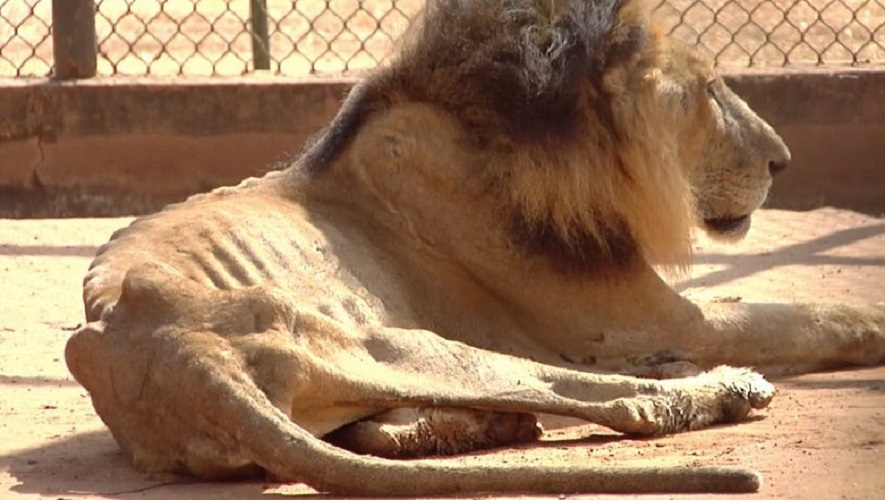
(687, 366, 775, 426)
(646, 365, 775, 433)
(708, 366, 776, 410)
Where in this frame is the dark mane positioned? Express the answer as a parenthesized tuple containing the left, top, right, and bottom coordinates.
(300, 0, 652, 175)
(387, 0, 648, 144)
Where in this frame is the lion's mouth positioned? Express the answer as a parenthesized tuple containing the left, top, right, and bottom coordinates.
(703, 215, 751, 235)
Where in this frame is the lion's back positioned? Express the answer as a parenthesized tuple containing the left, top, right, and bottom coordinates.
(82, 184, 388, 329)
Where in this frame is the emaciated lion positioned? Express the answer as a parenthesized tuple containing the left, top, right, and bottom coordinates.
(65, 0, 885, 495)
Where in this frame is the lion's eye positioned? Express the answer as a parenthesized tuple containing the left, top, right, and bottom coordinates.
(705, 79, 721, 107)
(705, 79, 717, 96)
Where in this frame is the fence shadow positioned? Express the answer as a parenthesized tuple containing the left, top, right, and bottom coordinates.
(675, 222, 885, 292)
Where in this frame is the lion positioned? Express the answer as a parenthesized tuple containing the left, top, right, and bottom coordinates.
(64, 0, 885, 495)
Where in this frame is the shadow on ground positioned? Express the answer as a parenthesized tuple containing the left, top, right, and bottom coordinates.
(4, 429, 273, 499)
(676, 222, 885, 291)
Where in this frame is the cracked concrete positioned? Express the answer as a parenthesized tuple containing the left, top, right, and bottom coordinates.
(0, 137, 42, 186)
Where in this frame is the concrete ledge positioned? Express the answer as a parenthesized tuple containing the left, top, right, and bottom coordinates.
(0, 77, 352, 215)
(1, 70, 883, 216)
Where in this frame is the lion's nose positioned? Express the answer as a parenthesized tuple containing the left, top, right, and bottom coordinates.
(768, 159, 788, 176)
(767, 137, 791, 177)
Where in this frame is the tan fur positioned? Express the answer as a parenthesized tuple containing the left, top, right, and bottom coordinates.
(65, 0, 885, 495)
(502, 35, 697, 269)
(326, 407, 541, 458)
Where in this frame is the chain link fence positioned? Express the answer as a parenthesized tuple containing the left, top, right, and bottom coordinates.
(90, 0, 423, 76)
(1, 0, 884, 78)
(0, 0, 52, 76)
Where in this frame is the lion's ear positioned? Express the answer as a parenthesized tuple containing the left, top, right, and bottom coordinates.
(516, 13, 586, 103)
(532, 0, 650, 89)
(500, 0, 637, 140)
(521, 0, 622, 96)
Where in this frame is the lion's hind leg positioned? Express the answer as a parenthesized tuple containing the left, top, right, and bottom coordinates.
(325, 407, 541, 458)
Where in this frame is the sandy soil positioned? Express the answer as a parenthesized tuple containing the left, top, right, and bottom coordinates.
(1, 207, 884, 499)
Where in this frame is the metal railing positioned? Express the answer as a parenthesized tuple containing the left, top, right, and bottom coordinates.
(1, 0, 883, 78)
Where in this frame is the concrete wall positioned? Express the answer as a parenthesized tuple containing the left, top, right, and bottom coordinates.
(0, 78, 351, 215)
(1, 69, 883, 216)
(726, 68, 885, 216)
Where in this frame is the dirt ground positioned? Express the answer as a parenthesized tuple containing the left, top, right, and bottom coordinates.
(1, 207, 884, 499)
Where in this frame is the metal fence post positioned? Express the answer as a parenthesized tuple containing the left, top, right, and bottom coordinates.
(51, 0, 97, 79)
(250, 0, 271, 70)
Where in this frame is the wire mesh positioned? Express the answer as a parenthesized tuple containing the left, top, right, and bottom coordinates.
(91, 0, 423, 76)
(1, 0, 883, 78)
(656, 0, 885, 67)
(0, 0, 52, 76)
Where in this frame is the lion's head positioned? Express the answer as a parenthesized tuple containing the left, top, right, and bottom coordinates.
(303, 0, 791, 272)
(653, 41, 791, 243)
